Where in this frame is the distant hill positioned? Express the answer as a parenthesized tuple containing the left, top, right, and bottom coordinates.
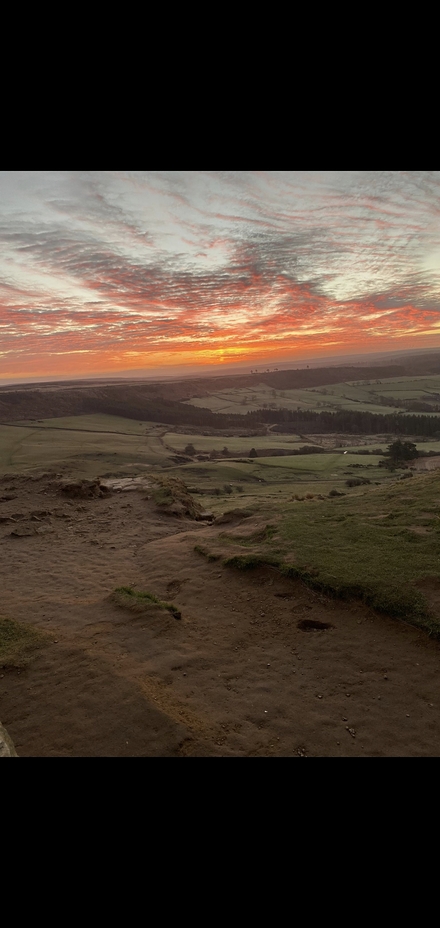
(2, 355, 440, 427)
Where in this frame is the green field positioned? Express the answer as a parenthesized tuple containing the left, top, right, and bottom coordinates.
(0, 405, 419, 513)
(183, 381, 429, 415)
(13, 414, 157, 434)
(0, 416, 170, 475)
(161, 446, 394, 521)
(184, 376, 440, 418)
(0, 415, 339, 480)
(200, 468, 440, 636)
(275, 469, 440, 630)
(356, 375, 440, 393)
(255, 452, 383, 471)
(3, 401, 437, 635)
(163, 431, 307, 453)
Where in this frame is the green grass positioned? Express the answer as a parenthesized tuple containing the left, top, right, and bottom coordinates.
(194, 545, 221, 562)
(165, 448, 395, 516)
(0, 418, 170, 476)
(255, 453, 383, 471)
(184, 375, 440, 418)
(272, 471, 440, 633)
(163, 431, 305, 453)
(113, 587, 181, 618)
(0, 616, 49, 669)
(194, 469, 440, 638)
(149, 474, 203, 519)
(219, 524, 277, 546)
(13, 414, 157, 434)
(415, 441, 440, 452)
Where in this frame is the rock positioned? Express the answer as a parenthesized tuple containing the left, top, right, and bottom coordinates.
(9, 524, 53, 537)
(0, 722, 18, 757)
(213, 509, 252, 525)
(100, 477, 152, 492)
(59, 479, 110, 499)
(10, 526, 38, 537)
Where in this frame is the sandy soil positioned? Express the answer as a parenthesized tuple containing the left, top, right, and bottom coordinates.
(1, 473, 440, 756)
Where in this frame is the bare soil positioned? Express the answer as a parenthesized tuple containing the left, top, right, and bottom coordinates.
(1, 473, 440, 756)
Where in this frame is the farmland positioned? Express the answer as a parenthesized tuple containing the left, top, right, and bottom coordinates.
(2, 360, 440, 757)
(184, 374, 440, 418)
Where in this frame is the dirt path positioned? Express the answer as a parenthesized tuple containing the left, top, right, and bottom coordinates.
(1, 474, 440, 756)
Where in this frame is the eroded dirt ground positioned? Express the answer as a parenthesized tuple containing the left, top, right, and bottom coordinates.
(1, 473, 440, 756)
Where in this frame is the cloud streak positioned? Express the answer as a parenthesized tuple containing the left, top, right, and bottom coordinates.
(1, 171, 440, 378)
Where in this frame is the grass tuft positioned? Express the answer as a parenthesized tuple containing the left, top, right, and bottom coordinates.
(0, 616, 49, 670)
(194, 545, 221, 562)
(113, 587, 181, 619)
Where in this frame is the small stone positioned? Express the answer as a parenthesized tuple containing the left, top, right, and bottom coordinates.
(317, 695, 323, 699)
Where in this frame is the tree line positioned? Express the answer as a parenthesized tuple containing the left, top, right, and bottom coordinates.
(248, 407, 440, 437)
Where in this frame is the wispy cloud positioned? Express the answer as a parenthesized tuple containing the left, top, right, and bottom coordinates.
(1, 171, 440, 378)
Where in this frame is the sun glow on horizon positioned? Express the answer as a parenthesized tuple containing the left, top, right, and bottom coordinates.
(2, 172, 440, 380)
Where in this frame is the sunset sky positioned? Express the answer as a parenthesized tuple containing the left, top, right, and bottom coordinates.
(2, 171, 440, 382)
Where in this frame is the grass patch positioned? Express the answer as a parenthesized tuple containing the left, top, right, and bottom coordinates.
(219, 524, 277, 546)
(194, 471, 440, 638)
(0, 419, 170, 477)
(113, 587, 181, 619)
(149, 474, 203, 520)
(220, 554, 437, 633)
(0, 616, 49, 670)
(194, 545, 221, 562)
(272, 472, 440, 635)
(222, 554, 281, 570)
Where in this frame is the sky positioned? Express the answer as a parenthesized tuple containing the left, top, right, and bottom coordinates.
(2, 170, 440, 382)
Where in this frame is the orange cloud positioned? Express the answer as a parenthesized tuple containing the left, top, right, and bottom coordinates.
(2, 171, 440, 379)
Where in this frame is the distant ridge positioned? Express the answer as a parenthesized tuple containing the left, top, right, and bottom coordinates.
(1, 352, 440, 427)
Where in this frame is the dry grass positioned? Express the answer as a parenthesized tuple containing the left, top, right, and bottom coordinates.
(0, 617, 49, 670)
(112, 587, 182, 619)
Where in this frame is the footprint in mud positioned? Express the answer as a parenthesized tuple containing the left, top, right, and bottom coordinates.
(166, 580, 182, 597)
(297, 619, 334, 632)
